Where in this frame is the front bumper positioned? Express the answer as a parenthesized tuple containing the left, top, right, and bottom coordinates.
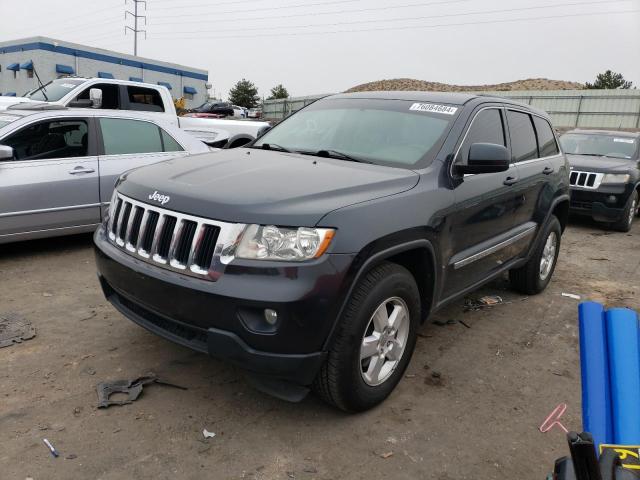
(569, 184, 634, 222)
(94, 226, 355, 385)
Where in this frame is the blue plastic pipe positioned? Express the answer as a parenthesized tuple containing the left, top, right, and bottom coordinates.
(579, 302, 612, 448)
(606, 307, 640, 444)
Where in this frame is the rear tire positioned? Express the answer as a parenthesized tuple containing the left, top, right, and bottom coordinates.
(313, 262, 420, 412)
(509, 216, 561, 295)
(611, 191, 638, 232)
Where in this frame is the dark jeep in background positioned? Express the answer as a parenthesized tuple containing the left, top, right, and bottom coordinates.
(94, 92, 570, 412)
(559, 129, 640, 232)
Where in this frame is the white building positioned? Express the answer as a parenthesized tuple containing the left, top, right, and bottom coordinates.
(0, 36, 209, 107)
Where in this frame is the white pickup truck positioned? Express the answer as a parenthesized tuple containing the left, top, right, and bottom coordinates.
(0, 77, 270, 148)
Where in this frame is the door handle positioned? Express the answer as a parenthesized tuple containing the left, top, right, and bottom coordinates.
(543, 166, 554, 175)
(69, 167, 95, 175)
(503, 176, 519, 186)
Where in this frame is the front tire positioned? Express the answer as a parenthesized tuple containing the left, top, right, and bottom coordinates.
(313, 262, 420, 412)
(509, 215, 561, 295)
(611, 190, 638, 232)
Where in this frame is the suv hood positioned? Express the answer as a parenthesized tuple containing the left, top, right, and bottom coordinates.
(567, 153, 637, 173)
(0, 97, 33, 110)
(117, 148, 420, 226)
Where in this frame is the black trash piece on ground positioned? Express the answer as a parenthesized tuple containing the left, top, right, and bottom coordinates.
(96, 374, 187, 408)
(0, 312, 36, 348)
(463, 295, 503, 312)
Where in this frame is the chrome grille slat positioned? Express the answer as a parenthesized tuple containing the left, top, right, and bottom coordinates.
(569, 170, 603, 190)
(106, 192, 246, 281)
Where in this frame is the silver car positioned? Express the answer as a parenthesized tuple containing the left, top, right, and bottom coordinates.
(0, 107, 210, 244)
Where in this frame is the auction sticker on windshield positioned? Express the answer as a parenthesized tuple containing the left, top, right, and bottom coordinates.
(409, 103, 458, 115)
(614, 138, 635, 144)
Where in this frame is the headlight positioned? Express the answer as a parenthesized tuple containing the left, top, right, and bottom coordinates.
(236, 225, 335, 261)
(601, 173, 630, 184)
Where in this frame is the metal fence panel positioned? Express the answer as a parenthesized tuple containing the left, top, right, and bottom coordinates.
(262, 90, 640, 129)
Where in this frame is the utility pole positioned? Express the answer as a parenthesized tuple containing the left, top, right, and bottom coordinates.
(125, 0, 146, 56)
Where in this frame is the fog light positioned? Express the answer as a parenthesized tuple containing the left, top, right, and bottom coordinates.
(607, 195, 617, 204)
(264, 309, 278, 325)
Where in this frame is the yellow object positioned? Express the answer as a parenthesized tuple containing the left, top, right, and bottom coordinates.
(599, 445, 640, 470)
(174, 97, 186, 110)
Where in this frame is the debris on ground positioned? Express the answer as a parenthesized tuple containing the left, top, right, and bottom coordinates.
(65, 454, 77, 460)
(561, 293, 581, 300)
(464, 295, 503, 312)
(433, 318, 457, 326)
(96, 374, 187, 408)
(203, 429, 216, 439)
(379, 452, 394, 459)
(539, 403, 569, 433)
(0, 312, 36, 348)
(43, 438, 59, 457)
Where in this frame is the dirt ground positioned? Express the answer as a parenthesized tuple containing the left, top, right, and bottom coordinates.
(1, 217, 638, 480)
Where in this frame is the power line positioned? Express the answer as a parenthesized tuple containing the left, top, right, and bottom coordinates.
(148, 8, 639, 40)
(150, 0, 361, 12)
(147, 0, 630, 35)
(148, 0, 474, 21)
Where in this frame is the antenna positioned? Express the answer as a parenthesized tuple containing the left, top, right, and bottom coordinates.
(125, 0, 147, 56)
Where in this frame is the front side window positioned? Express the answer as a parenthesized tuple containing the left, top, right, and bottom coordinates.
(161, 129, 184, 152)
(100, 118, 163, 155)
(76, 83, 120, 109)
(457, 108, 505, 164)
(253, 98, 457, 168)
(507, 110, 538, 162)
(560, 133, 638, 160)
(533, 116, 559, 157)
(1, 119, 88, 161)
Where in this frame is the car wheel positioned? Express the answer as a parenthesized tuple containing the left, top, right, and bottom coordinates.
(509, 215, 561, 295)
(611, 191, 638, 232)
(313, 262, 420, 412)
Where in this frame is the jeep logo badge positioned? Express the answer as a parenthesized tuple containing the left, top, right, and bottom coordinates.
(149, 191, 171, 205)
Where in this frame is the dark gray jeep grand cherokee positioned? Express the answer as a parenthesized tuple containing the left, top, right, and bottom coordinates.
(94, 92, 570, 411)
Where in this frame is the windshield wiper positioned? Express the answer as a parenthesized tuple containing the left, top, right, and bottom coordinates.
(259, 143, 292, 153)
(32, 67, 49, 101)
(315, 149, 371, 163)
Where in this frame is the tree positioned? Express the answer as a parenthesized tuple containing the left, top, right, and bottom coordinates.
(268, 84, 289, 100)
(228, 79, 259, 108)
(586, 70, 633, 89)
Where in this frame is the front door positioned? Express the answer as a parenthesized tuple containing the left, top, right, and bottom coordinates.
(443, 106, 523, 298)
(0, 117, 99, 241)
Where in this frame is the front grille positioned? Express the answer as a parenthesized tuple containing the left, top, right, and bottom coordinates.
(107, 192, 241, 279)
(570, 170, 603, 189)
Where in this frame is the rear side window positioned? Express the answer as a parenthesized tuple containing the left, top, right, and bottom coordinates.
(100, 118, 163, 155)
(127, 86, 165, 112)
(533, 116, 559, 157)
(507, 110, 537, 162)
(161, 129, 184, 152)
(457, 108, 505, 163)
(2, 119, 88, 161)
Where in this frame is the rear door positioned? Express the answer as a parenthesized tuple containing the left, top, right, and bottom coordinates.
(507, 110, 561, 235)
(0, 117, 100, 239)
(444, 106, 523, 298)
(96, 117, 189, 207)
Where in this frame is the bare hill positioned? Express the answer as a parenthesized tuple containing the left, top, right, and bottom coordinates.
(346, 78, 584, 93)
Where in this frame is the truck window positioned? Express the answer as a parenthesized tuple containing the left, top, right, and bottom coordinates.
(100, 118, 164, 155)
(457, 108, 505, 164)
(507, 110, 538, 162)
(1, 120, 88, 161)
(160, 129, 184, 152)
(532, 116, 559, 157)
(127, 86, 165, 112)
(76, 83, 120, 109)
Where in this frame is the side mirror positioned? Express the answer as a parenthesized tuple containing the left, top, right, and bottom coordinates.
(256, 125, 271, 138)
(0, 145, 14, 160)
(89, 88, 102, 109)
(456, 143, 510, 175)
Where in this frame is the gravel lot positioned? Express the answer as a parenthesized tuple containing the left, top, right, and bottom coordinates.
(1, 217, 638, 480)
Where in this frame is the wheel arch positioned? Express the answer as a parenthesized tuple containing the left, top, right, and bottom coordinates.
(322, 239, 438, 352)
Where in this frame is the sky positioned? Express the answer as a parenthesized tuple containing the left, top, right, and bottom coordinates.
(1, 0, 639, 100)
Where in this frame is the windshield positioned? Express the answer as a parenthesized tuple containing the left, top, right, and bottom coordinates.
(27, 79, 86, 102)
(253, 98, 457, 168)
(560, 133, 638, 159)
(0, 114, 21, 129)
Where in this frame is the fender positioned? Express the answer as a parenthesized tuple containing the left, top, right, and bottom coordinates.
(528, 193, 570, 257)
(224, 133, 254, 149)
(321, 239, 437, 351)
